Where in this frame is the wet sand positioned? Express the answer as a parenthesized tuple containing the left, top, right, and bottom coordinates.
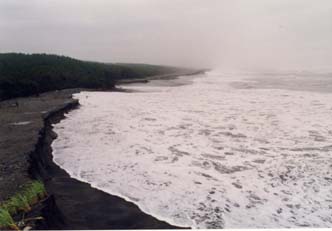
(30, 97, 185, 229)
(0, 70, 203, 229)
(0, 89, 80, 202)
(0, 89, 184, 229)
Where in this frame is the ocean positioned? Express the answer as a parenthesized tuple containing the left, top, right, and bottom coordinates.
(51, 71, 332, 228)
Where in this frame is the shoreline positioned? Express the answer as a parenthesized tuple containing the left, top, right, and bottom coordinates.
(117, 69, 208, 85)
(0, 70, 205, 229)
(30, 95, 185, 229)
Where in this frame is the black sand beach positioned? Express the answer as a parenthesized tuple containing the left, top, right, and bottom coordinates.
(0, 71, 205, 229)
(30, 93, 185, 229)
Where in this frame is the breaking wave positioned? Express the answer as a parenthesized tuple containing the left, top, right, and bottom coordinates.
(52, 71, 332, 228)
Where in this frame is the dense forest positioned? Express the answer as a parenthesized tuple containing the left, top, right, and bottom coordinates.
(0, 53, 179, 100)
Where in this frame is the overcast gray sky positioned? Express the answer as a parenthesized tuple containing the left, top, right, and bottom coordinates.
(1, 0, 332, 70)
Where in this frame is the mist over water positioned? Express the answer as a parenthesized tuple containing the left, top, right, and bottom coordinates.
(52, 71, 332, 228)
(2, 0, 332, 228)
(1, 0, 332, 70)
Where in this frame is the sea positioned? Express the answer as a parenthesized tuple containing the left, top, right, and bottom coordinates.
(51, 70, 332, 228)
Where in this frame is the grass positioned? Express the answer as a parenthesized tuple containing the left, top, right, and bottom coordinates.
(0, 209, 18, 230)
(22, 181, 46, 207)
(0, 181, 47, 230)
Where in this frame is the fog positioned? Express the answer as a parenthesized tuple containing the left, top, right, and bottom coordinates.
(1, 0, 332, 70)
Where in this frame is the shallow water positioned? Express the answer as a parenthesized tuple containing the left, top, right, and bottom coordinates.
(52, 71, 332, 228)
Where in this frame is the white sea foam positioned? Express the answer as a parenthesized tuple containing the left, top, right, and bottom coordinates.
(52, 71, 332, 228)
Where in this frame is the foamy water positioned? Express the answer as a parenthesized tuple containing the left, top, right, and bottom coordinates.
(52, 71, 332, 228)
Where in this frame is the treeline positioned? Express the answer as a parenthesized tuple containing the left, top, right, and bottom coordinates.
(0, 53, 179, 100)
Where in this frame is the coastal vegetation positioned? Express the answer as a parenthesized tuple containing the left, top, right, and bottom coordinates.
(0, 181, 47, 230)
(0, 209, 17, 230)
(0, 53, 179, 100)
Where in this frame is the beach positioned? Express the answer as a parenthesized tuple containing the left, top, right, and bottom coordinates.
(0, 71, 203, 229)
(2, 69, 331, 229)
(52, 71, 332, 228)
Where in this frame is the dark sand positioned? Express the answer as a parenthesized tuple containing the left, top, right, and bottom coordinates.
(31, 97, 185, 229)
(0, 74, 201, 229)
(0, 89, 80, 201)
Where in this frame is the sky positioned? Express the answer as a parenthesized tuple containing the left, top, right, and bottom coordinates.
(1, 0, 332, 70)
